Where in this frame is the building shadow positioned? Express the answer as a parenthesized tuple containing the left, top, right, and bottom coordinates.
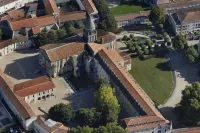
(4, 55, 43, 80)
(15, 48, 39, 54)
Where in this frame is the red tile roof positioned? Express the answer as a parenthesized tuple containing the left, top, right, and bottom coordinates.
(0, 39, 14, 49)
(0, 68, 35, 119)
(10, 15, 56, 31)
(97, 29, 116, 44)
(172, 127, 200, 133)
(43, 0, 59, 15)
(32, 27, 40, 35)
(177, 10, 200, 23)
(40, 42, 85, 62)
(14, 76, 55, 97)
(35, 116, 68, 133)
(81, 0, 97, 14)
(97, 48, 169, 132)
(59, 11, 86, 23)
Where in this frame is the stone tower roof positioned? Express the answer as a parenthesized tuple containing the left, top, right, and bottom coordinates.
(85, 15, 95, 31)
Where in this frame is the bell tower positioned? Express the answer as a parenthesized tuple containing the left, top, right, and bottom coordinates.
(83, 15, 97, 43)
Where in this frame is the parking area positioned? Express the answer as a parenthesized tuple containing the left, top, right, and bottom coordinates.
(30, 77, 95, 115)
(0, 48, 43, 84)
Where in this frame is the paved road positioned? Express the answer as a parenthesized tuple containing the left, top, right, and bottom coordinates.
(187, 40, 199, 46)
(160, 49, 200, 122)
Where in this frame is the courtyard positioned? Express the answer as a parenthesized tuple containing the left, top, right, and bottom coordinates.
(129, 57, 174, 104)
(30, 77, 95, 115)
(0, 48, 43, 84)
(111, 2, 150, 16)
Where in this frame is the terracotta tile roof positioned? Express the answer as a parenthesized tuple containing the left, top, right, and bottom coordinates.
(40, 42, 85, 62)
(32, 26, 40, 35)
(120, 52, 132, 61)
(176, 10, 200, 23)
(7, 9, 25, 20)
(171, 127, 200, 133)
(13, 76, 55, 97)
(10, 17, 38, 30)
(97, 29, 116, 44)
(158, 0, 200, 9)
(59, 11, 86, 23)
(10, 15, 56, 31)
(88, 43, 105, 53)
(0, 69, 35, 119)
(81, 0, 97, 14)
(35, 116, 66, 133)
(37, 15, 56, 27)
(126, 119, 167, 132)
(0, 39, 14, 49)
(115, 11, 150, 22)
(0, 0, 16, 7)
(43, 0, 59, 15)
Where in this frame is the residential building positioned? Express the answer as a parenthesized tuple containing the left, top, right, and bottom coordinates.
(0, 69, 69, 132)
(0, 35, 31, 57)
(13, 76, 56, 104)
(158, 0, 200, 11)
(115, 11, 151, 28)
(0, 0, 38, 15)
(168, 10, 200, 34)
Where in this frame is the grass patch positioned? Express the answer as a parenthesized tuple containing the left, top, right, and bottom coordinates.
(111, 3, 150, 16)
(129, 57, 173, 104)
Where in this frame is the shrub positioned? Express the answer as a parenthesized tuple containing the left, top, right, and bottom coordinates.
(158, 24, 163, 29)
(116, 27, 124, 34)
(137, 49, 143, 56)
(143, 48, 149, 55)
(129, 46, 135, 53)
(130, 34, 134, 39)
(122, 35, 129, 41)
(167, 42, 171, 46)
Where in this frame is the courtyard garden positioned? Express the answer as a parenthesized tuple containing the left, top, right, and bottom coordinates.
(111, 2, 150, 16)
(129, 57, 173, 104)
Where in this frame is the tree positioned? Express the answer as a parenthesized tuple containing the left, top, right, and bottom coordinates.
(57, 28, 67, 39)
(94, 84, 120, 124)
(0, 128, 6, 133)
(37, 32, 48, 46)
(172, 34, 187, 49)
(75, 108, 101, 127)
(143, 48, 149, 55)
(145, 40, 153, 46)
(0, 29, 3, 40)
(185, 46, 198, 63)
(49, 103, 72, 124)
(149, 7, 165, 24)
(47, 30, 58, 43)
(69, 126, 93, 133)
(93, 123, 127, 133)
(93, 0, 117, 33)
(73, 20, 83, 29)
(179, 82, 200, 126)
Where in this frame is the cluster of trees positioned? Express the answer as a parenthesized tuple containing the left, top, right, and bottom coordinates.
(93, 0, 117, 33)
(178, 82, 200, 126)
(69, 123, 127, 133)
(172, 34, 188, 50)
(125, 35, 154, 56)
(48, 103, 72, 124)
(185, 46, 198, 63)
(172, 34, 199, 63)
(48, 81, 125, 132)
(149, 7, 165, 24)
(36, 20, 83, 46)
(75, 84, 120, 126)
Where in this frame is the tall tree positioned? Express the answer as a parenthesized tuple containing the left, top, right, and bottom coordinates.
(179, 82, 200, 126)
(75, 108, 101, 127)
(48, 103, 72, 124)
(93, 0, 117, 33)
(94, 84, 120, 124)
(57, 28, 67, 39)
(149, 7, 164, 24)
(172, 34, 187, 49)
(47, 30, 58, 43)
(69, 126, 93, 133)
(185, 46, 198, 63)
(37, 31, 48, 46)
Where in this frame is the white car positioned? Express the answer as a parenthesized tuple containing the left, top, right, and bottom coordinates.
(10, 128, 14, 133)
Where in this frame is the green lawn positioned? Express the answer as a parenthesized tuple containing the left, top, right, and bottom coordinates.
(129, 57, 173, 104)
(111, 4, 150, 16)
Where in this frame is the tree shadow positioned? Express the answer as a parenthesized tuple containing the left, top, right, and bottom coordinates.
(15, 48, 39, 54)
(156, 62, 171, 71)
